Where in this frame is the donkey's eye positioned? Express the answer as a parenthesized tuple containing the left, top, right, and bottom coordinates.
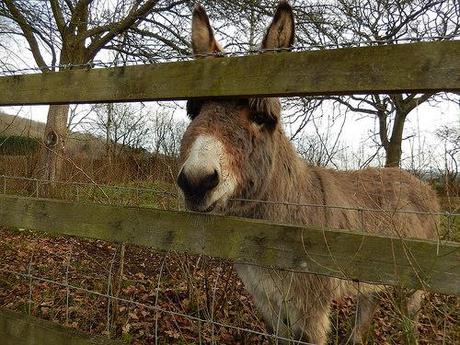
(186, 100, 202, 119)
(251, 113, 268, 126)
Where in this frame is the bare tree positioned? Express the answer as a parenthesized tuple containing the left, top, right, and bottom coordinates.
(294, 0, 460, 167)
(84, 103, 186, 162)
(292, 102, 348, 168)
(0, 0, 190, 181)
(87, 103, 151, 159)
(150, 109, 187, 157)
(67, 105, 93, 132)
(436, 124, 460, 194)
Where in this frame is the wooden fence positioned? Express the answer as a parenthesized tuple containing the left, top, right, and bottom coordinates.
(0, 41, 459, 343)
(0, 308, 123, 345)
(0, 41, 458, 105)
(0, 194, 459, 295)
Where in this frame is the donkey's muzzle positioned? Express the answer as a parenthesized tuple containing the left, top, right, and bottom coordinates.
(177, 168, 219, 203)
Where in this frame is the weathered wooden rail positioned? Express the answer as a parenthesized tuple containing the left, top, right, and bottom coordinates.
(0, 41, 459, 105)
(0, 194, 459, 295)
(0, 309, 124, 345)
(0, 40, 459, 343)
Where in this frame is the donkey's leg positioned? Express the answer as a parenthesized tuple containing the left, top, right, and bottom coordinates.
(403, 290, 425, 341)
(407, 290, 424, 321)
(234, 264, 297, 344)
(396, 288, 425, 345)
(352, 292, 380, 344)
(256, 294, 303, 344)
(298, 304, 332, 345)
(250, 284, 331, 345)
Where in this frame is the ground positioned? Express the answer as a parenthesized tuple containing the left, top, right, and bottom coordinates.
(0, 178, 459, 344)
(0, 226, 458, 344)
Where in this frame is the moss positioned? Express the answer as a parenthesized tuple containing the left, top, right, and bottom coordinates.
(0, 135, 39, 155)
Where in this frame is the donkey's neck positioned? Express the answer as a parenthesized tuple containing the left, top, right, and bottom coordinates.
(243, 132, 324, 224)
(228, 130, 322, 221)
(262, 131, 318, 205)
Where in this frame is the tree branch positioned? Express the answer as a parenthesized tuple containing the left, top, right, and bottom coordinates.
(86, 0, 159, 60)
(130, 27, 190, 55)
(406, 92, 435, 112)
(63, 0, 74, 14)
(49, 0, 66, 37)
(3, 0, 49, 71)
(329, 96, 378, 115)
(82, 23, 112, 39)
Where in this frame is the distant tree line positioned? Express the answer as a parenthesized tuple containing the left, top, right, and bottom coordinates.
(0, 135, 39, 155)
(1, 0, 459, 182)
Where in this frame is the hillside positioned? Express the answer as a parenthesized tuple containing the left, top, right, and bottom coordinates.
(0, 112, 105, 158)
(0, 112, 44, 138)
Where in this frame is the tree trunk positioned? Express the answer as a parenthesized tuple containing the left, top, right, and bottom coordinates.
(37, 43, 79, 185)
(385, 141, 402, 168)
(38, 104, 69, 183)
(385, 110, 407, 168)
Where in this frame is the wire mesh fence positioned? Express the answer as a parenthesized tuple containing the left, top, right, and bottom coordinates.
(0, 174, 459, 344)
(1, 174, 458, 241)
(2, 35, 460, 77)
(1, 2, 459, 339)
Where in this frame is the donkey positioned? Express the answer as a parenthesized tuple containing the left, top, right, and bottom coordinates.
(177, 1, 440, 343)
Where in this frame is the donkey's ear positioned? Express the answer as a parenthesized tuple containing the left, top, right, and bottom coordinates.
(191, 4, 222, 57)
(262, 0, 295, 50)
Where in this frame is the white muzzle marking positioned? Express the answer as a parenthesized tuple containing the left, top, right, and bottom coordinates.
(181, 135, 237, 209)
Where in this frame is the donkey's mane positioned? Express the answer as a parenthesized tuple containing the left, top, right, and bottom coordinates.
(248, 97, 281, 122)
(186, 97, 281, 122)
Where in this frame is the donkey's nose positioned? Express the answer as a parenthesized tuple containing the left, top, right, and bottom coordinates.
(177, 168, 219, 198)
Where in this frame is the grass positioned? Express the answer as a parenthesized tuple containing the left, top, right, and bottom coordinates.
(439, 197, 460, 241)
(441, 214, 460, 242)
(0, 224, 459, 344)
(0, 182, 458, 344)
(67, 180, 179, 209)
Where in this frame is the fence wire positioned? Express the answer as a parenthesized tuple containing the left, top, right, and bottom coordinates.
(0, 236, 320, 345)
(0, 174, 458, 344)
(1, 174, 458, 218)
(1, 35, 459, 76)
(0, 266, 312, 345)
(1, 7, 459, 339)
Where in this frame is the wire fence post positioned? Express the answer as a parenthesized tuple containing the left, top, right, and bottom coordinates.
(35, 179, 39, 198)
(359, 209, 364, 231)
(154, 254, 167, 345)
(446, 212, 452, 240)
(110, 243, 126, 336)
(75, 184, 80, 202)
(27, 255, 34, 316)
(65, 247, 72, 326)
(106, 250, 117, 338)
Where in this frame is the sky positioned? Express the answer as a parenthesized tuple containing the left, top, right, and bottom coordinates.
(0, 35, 458, 171)
(1, 97, 458, 171)
(0, 1, 458, 171)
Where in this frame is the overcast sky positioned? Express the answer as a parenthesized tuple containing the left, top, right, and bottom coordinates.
(0, 1, 458, 171)
(1, 97, 458, 170)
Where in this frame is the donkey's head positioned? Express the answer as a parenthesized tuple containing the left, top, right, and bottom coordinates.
(177, 1, 294, 212)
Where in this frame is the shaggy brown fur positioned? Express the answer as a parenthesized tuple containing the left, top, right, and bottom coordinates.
(179, 2, 440, 344)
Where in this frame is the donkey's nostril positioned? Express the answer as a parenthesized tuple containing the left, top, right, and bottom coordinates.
(177, 168, 219, 197)
(202, 169, 219, 191)
(177, 169, 190, 194)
